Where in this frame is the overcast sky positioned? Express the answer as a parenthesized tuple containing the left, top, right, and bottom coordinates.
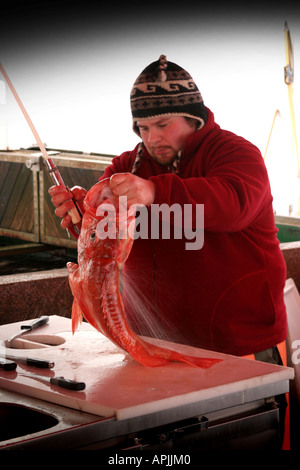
(1, 1, 300, 214)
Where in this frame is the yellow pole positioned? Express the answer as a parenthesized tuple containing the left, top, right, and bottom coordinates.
(284, 21, 299, 213)
(284, 22, 299, 172)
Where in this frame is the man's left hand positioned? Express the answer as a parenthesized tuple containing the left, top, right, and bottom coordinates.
(110, 173, 155, 207)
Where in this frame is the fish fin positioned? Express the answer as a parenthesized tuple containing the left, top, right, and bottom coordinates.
(120, 333, 220, 368)
(170, 351, 222, 369)
(71, 298, 83, 334)
(131, 354, 170, 367)
(136, 337, 222, 368)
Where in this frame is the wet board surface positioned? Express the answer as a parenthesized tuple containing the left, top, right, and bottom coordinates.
(0, 315, 294, 420)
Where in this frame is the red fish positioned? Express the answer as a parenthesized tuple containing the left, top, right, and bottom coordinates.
(67, 178, 221, 368)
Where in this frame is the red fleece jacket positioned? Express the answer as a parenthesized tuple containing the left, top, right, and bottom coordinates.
(101, 108, 287, 356)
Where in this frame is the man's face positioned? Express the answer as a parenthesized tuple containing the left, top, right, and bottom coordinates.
(136, 116, 196, 166)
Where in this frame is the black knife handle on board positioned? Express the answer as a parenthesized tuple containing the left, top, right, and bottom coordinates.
(0, 360, 17, 371)
(50, 376, 86, 391)
(21, 316, 49, 331)
(26, 358, 55, 369)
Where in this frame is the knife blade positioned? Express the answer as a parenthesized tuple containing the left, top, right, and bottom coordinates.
(6, 316, 49, 346)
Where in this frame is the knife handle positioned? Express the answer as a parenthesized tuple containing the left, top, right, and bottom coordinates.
(26, 357, 55, 369)
(21, 316, 49, 331)
(50, 376, 86, 391)
(0, 360, 17, 371)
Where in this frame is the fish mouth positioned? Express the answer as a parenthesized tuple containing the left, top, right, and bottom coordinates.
(83, 178, 116, 215)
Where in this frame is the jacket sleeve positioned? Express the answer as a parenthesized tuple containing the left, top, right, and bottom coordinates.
(149, 138, 272, 232)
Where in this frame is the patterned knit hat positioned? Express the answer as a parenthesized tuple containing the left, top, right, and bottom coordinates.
(130, 54, 207, 135)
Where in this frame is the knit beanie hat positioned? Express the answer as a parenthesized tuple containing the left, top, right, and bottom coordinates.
(130, 54, 207, 135)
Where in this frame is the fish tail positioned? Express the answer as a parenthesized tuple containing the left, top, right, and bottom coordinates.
(132, 336, 221, 369)
(129, 349, 171, 367)
(169, 350, 222, 368)
(128, 338, 172, 367)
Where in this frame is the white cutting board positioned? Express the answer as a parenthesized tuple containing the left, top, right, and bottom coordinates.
(0, 315, 294, 420)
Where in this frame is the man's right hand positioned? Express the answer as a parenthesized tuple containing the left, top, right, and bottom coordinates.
(48, 185, 87, 230)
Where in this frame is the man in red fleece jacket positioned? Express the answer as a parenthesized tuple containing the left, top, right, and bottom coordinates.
(49, 55, 287, 363)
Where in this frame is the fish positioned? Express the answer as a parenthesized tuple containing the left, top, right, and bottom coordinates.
(67, 178, 222, 368)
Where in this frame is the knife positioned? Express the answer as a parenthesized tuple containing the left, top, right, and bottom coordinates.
(18, 371, 86, 391)
(6, 316, 49, 346)
(0, 353, 54, 369)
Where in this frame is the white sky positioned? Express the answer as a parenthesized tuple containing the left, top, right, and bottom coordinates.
(1, 2, 300, 215)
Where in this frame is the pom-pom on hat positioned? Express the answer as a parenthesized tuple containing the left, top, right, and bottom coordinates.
(130, 54, 207, 135)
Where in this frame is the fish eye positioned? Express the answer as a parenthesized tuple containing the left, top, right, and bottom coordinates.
(90, 231, 97, 241)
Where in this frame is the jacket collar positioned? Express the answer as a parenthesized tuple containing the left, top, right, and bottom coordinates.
(182, 107, 218, 158)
